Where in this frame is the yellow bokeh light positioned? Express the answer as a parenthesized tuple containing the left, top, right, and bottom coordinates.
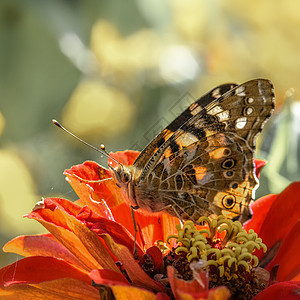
(0, 150, 43, 235)
(62, 80, 136, 139)
(0, 112, 5, 136)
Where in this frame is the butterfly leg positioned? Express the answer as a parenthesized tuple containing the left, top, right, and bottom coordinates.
(130, 205, 139, 255)
(169, 205, 184, 225)
(155, 203, 184, 225)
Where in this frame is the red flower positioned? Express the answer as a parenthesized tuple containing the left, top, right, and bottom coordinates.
(0, 151, 299, 299)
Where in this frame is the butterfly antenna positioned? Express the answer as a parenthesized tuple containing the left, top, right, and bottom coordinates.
(52, 120, 122, 168)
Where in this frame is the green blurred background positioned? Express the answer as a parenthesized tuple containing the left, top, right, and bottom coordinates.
(1, 0, 300, 267)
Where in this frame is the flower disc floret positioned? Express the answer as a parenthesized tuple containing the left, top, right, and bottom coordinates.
(167, 216, 267, 279)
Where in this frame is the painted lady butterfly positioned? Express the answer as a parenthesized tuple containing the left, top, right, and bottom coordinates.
(109, 79, 274, 223)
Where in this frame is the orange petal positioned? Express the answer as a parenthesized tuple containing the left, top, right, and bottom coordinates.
(265, 221, 300, 282)
(27, 200, 120, 273)
(112, 203, 180, 250)
(0, 277, 99, 299)
(110, 285, 160, 300)
(253, 281, 300, 300)
(176, 287, 231, 300)
(0, 256, 90, 287)
(103, 234, 165, 293)
(3, 234, 85, 270)
(109, 150, 140, 167)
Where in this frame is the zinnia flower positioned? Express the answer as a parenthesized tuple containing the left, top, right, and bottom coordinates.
(0, 151, 299, 299)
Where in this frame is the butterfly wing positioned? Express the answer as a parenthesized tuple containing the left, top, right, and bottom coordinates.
(133, 83, 238, 169)
(134, 79, 275, 222)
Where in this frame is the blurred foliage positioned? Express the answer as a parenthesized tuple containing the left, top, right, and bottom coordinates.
(1, 0, 300, 267)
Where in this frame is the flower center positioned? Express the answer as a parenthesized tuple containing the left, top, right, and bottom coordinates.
(165, 216, 269, 299)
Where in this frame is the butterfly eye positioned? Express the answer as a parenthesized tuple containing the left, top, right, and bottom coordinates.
(222, 195, 236, 209)
(121, 171, 131, 183)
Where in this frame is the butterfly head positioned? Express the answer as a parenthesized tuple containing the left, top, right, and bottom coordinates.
(110, 164, 132, 187)
(109, 164, 142, 208)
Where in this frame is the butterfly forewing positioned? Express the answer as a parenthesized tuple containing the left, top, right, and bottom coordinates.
(133, 83, 238, 169)
(130, 79, 274, 223)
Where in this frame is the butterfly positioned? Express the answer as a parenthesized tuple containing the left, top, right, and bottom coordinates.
(54, 79, 275, 223)
(108, 79, 274, 223)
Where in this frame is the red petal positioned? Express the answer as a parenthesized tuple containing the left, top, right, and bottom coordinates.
(168, 266, 230, 300)
(3, 234, 84, 269)
(265, 221, 300, 281)
(103, 234, 165, 293)
(253, 281, 300, 300)
(146, 246, 163, 270)
(254, 159, 267, 179)
(0, 256, 90, 287)
(254, 182, 300, 259)
(0, 277, 99, 299)
(244, 194, 277, 233)
(109, 151, 140, 168)
(27, 199, 120, 273)
(89, 269, 129, 286)
(167, 266, 208, 294)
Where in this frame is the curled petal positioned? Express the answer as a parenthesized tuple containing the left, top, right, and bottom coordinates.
(254, 159, 267, 179)
(146, 246, 163, 270)
(65, 160, 121, 211)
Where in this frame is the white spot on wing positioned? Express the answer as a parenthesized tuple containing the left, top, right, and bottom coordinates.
(246, 107, 253, 115)
(235, 86, 246, 96)
(176, 131, 199, 147)
(217, 110, 230, 121)
(208, 105, 223, 115)
(190, 105, 202, 116)
(236, 117, 247, 129)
